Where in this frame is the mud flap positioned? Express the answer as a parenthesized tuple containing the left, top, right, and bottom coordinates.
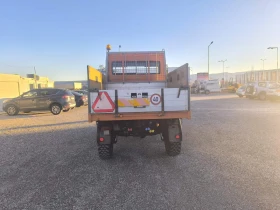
(97, 125, 113, 145)
(162, 119, 182, 143)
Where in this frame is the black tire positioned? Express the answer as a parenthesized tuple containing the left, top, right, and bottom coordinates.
(165, 141, 181, 156)
(205, 90, 210, 95)
(50, 104, 62, 115)
(6, 105, 19, 116)
(63, 108, 70, 112)
(98, 144, 113, 159)
(238, 95, 243, 98)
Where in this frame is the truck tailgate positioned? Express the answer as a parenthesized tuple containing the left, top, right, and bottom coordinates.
(89, 88, 189, 114)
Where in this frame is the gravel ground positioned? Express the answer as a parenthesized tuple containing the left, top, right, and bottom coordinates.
(0, 95, 280, 210)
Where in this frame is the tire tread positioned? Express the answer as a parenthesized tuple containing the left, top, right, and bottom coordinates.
(165, 142, 181, 156)
(98, 144, 113, 159)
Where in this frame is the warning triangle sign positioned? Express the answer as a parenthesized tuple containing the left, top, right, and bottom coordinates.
(92, 92, 115, 113)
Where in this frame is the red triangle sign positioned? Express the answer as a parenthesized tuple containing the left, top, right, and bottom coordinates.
(92, 92, 115, 113)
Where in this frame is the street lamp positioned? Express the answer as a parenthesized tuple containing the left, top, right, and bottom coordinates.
(208, 41, 214, 79)
(267, 47, 278, 82)
(225, 66, 230, 82)
(260, 59, 266, 70)
(218, 60, 227, 85)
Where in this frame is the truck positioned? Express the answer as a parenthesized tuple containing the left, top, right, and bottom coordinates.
(87, 46, 191, 159)
(199, 79, 221, 94)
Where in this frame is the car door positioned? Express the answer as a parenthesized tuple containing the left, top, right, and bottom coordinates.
(37, 89, 58, 110)
(19, 90, 39, 110)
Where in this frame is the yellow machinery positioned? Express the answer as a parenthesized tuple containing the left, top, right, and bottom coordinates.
(227, 78, 241, 93)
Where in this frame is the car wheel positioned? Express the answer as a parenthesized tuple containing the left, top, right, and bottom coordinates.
(205, 90, 210, 95)
(238, 95, 243, 98)
(50, 104, 62, 115)
(6, 105, 19, 116)
(63, 108, 70, 112)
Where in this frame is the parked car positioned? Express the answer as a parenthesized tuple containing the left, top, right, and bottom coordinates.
(267, 83, 280, 101)
(236, 85, 246, 97)
(245, 81, 273, 100)
(71, 91, 88, 107)
(2, 88, 76, 116)
(75, 90, 88, 95)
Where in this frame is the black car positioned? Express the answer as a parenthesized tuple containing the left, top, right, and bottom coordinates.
(75, 90, 88, 95)
(2, 88, 76, 116)
(71, 91, 88, 107)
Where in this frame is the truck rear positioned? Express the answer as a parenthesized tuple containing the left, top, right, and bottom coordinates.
(87, 46, 191, 159)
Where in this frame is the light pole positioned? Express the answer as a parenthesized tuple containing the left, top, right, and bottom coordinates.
(208, 41, 213, 79)
(218, 60, 227, 87)
(260, 59, 266, 70)
(267, 47, 278, 82)
(225, 66, 230, 82)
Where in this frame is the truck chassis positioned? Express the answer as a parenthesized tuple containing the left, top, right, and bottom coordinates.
(96, 119, 183, 159)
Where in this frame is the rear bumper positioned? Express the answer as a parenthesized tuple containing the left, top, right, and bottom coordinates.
(88, 111, 191, 122)
(236, 92, 245, 96)
(62, 102, 76, 110)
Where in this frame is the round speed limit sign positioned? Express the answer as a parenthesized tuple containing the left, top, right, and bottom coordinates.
(150, 94, 161, 105)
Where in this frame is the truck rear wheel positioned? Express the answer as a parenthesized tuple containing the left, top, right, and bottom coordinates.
(96, 122, 114, 159)
(162, 119, 182, 156)
(165, 141, 181, 156)
(98, 144, 113, 159)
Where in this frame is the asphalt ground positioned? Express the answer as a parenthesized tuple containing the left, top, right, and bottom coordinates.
(0, 94, 280, 210)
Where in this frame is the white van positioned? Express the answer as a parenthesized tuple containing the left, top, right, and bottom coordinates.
(200, 80, 221, 94)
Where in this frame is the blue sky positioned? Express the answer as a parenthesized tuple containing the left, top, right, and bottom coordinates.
(0, 0, 279, 81)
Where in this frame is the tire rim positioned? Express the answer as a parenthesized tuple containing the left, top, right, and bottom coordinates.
(7, 106, 16, 115)
(52, 105, 60, 114)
